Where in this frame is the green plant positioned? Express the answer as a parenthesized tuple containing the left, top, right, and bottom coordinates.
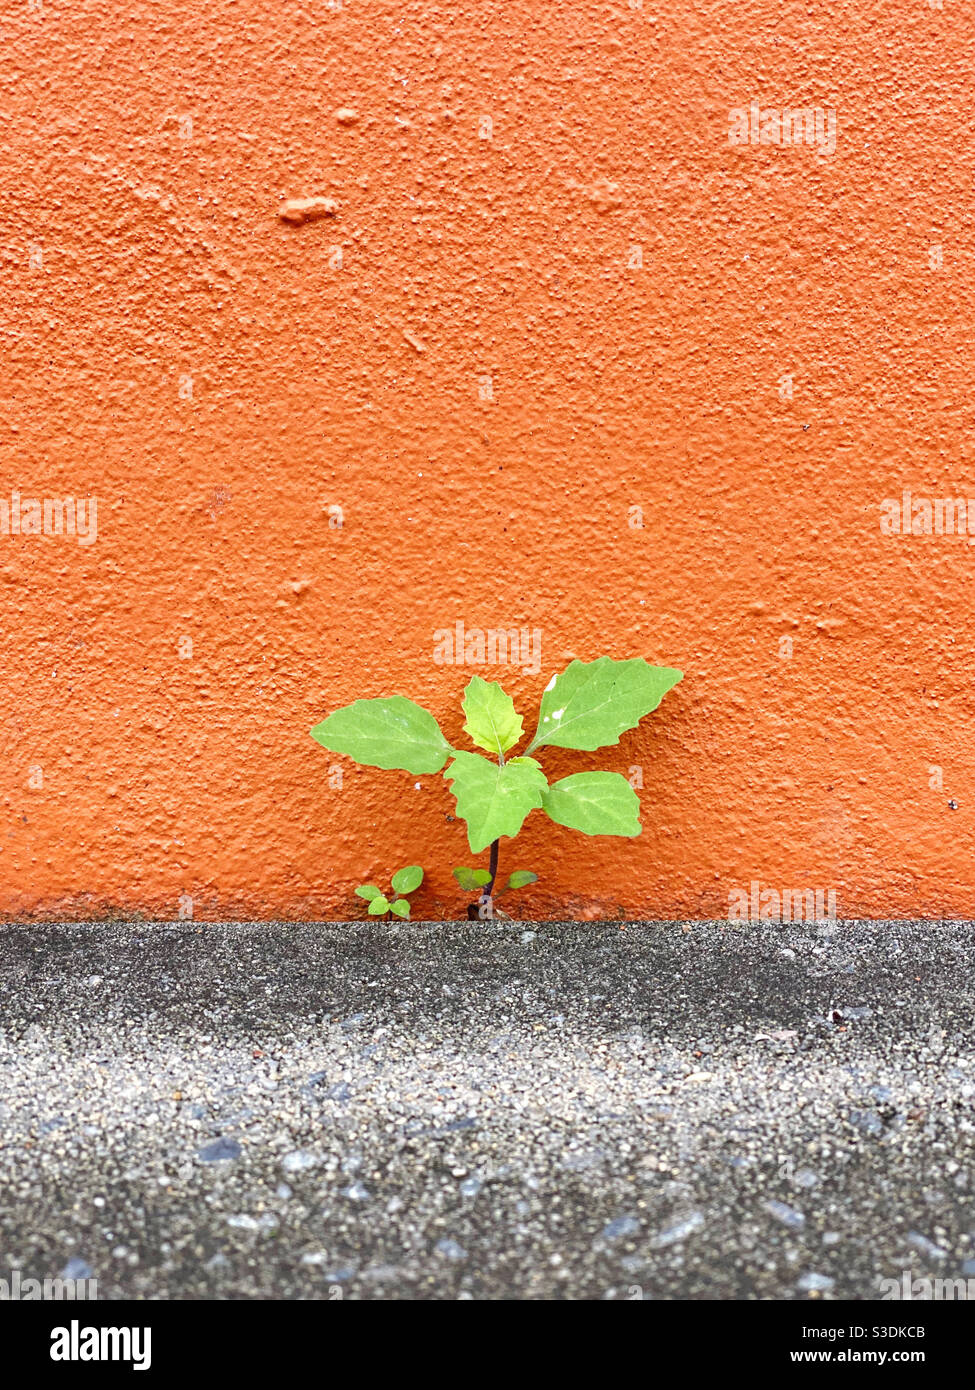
(312, 657, 682, 919)
(354, 864, 424, 920)
(454, 867, 538, 919)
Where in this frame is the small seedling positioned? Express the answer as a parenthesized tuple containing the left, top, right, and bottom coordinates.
(354, 864, 424, 920)
(312, 656, 682, 919)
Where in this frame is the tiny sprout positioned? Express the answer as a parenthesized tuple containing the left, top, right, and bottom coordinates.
(354, 865, 424, 920)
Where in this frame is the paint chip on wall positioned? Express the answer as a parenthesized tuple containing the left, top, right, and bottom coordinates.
(278, 197, 338, 225)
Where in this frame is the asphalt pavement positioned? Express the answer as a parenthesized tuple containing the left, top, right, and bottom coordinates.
(0, 918, 973, 1299)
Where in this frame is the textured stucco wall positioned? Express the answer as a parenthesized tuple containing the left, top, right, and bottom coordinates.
(2, 0, 973, 921)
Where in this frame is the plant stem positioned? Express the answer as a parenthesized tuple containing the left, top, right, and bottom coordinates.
(480, 838, 500, 920)
(486, 838, 499, 894)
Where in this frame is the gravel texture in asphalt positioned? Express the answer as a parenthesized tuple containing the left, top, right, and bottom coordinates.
(0, 919, 973, 1300)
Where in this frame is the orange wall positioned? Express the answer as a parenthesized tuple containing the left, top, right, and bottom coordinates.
(3, 0, 973, 922)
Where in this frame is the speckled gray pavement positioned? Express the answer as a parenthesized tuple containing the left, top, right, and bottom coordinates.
(0, 919, 973, 1300)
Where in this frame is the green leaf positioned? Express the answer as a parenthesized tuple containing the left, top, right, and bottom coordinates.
(461, 675, 524, 757)
(506, 870, 538, 891)
(453, 867, 492, 892)
(526, 658, 682, 754)
(391, 864, 423, 895)
(541, 771, 642, 837)
(354, 883, 382, 901)
(389, 898, 411, 919)
(444, 751, 548, 853)
(367, 894, 391, 914)
(311, 696, 452, 774)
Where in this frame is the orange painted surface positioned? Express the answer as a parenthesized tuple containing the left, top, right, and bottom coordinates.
(2, 1, 974, 922)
